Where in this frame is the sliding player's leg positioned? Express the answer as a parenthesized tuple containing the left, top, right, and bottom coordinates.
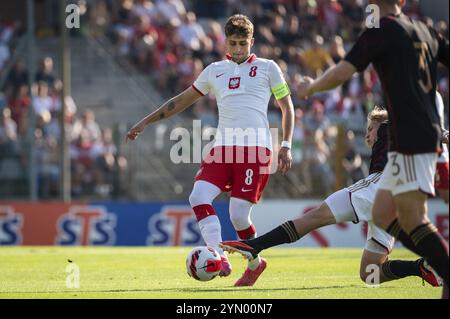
(360, 222, 442, 286)
(220, 188, 356, 259)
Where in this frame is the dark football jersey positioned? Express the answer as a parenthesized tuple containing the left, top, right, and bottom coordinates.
(369, 122, 388, 174)
(345, 13, 449, 154)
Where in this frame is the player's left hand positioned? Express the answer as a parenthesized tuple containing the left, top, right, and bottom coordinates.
(278, 147, 292, 174)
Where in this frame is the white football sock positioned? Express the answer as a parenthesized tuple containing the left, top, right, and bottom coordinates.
(198, 215, 225, 256)
(248, 256, 261, 270)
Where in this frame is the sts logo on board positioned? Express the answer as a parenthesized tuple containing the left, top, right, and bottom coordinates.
(0, 206, 22, 245)
(147, 206, 202, 246)
(56, 206, 116, 245)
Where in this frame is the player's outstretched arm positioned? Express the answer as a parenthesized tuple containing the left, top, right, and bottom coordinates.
(299, 61, 357, 99)
(126, 86, 203, 142)
(276, 95, 294, 174)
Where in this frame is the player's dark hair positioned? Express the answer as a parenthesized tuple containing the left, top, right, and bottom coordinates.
(225, 14, 254, 38)
(368, 105, 388, 123)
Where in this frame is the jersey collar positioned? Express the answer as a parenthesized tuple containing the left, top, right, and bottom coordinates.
(226, 53, 257, 65)
(386, 12, 403, 19)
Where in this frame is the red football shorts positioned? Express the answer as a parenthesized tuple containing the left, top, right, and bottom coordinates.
(435, 162, 449, 190)
(195, 146, 272, 203)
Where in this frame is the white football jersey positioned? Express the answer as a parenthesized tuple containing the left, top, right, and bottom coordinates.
(192, 54, 289, 150)
(436, 91, 449, 163)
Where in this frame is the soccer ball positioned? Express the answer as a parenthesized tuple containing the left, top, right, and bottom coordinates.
(186, 246, 222, 281)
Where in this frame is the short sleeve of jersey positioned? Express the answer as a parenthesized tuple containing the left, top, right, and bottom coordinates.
(192, 64, 211, 96)
(344, 27, 386, 72)
(268, 60, 290, 100)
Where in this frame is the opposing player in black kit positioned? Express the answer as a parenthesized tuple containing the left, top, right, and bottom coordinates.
(293, 0, 448, 298)
(221, 106, 442, 287)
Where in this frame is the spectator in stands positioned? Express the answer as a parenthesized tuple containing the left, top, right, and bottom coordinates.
(281, 15, 304, 47)
(0, 21, 16, 44)
(256, 24, 277, 46)
(35, 57, 57, 88)
(192, 0, 227, 19)
(423, 16, 435, 29)
(346, 101, 367, 133)
(131, 13, 158, 70)
(113, 0, 134, 24)
(292, 108, 306, 165)
(70, 130, 95, 197)
(301, 35, 334, 77)
(42, 96, 76, 141)
(32, 81, 53, 126)
(404, 0, 423, 20)
(9, 84, 31, 136)
(153, 22, 184, 94)
(342, 130, 365, 185)
(36, 131, 59, 198)
(155, 0, 186, 26)
(303, 128, 334, 195)
(304, 100, 331, 134)
(178, 12, 207, 52)
(192, 98, 216, 129)
(92, 128, 118, 196)
(296, 0, 320, 35)
(270, 14, 285, 44)
(291, 107, 315, 195)
(5, 61, 28, 95)
(132, 0, 158, 22)
(177, 57, 203, 92)
(111, 0, 135, 56)
(0, 91, 7, 110)
(0, 40, 10, 72)
(342, 0, 364, 41)
(56, 96, 81, 143)
(319, 0, 343, 38)
(0, 107, 18, 157)
(80, 109, 101, 143)
(205, 20, 225, 59)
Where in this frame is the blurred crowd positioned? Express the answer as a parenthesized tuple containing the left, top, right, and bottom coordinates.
(1, 19, 126, 199)
(104, 0, 449, 195)
(1, 0, 449, 199)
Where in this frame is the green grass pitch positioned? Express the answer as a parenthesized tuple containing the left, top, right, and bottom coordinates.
(0, 247, 442, 299)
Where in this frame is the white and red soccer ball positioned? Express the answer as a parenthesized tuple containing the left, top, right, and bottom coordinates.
(186, 246, 222, 281)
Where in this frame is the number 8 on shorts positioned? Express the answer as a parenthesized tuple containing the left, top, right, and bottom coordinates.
(245, 169, 254, 186)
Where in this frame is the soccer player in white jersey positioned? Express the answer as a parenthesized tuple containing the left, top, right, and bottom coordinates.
(435, 91, 449, 204)
(127, 14, 295, 287)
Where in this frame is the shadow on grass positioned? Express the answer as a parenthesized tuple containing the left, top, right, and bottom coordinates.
(0, 284, 402, 294)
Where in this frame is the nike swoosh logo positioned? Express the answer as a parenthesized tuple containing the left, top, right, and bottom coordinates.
(216, 73, 225, 78)
(241, 188, 253, 193)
